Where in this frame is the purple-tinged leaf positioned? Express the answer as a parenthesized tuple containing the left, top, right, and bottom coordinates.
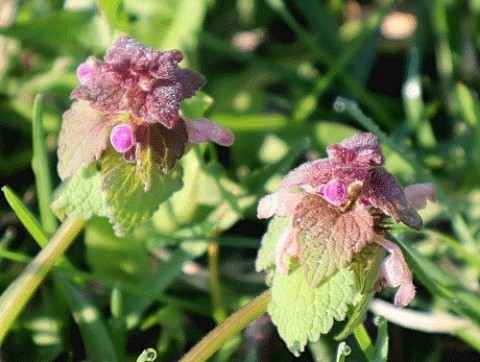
(294, 194, 374, 287)
(327, 132, 384, 167)
(57, 100, 114, 180)
(280, 159, 334, 189)
(363, 168, 422, 230)
(71, 36, 205, 129)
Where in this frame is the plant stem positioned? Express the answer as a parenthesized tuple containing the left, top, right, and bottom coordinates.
(353, 323, 374, 361)
(208, 241, 227, 322)
(179, 289, 272, 362)
(0, 216, 85, 345)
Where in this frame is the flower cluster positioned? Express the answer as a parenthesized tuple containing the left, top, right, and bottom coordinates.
(57, 36, 233, 187)
(257, 133, 435, 307)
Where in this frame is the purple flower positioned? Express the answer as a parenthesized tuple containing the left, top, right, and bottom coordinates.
(257, 132, 435, 307)
(57, 37, 234, 184)
(71, 36, 206, 129)
(110, 124, 134, 153)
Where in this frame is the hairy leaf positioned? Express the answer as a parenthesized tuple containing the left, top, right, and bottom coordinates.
(101, 162, 183, 236)
(269, 267, 358, 355)
(52, 164, 107, 219)
(363, 168, 422, 230)
(134, 120, 188, 189)
(294, 194, 373, 287)
(256, 216, 292, 272)
(57, 101, 113, 180)
(335, 243, 383, 340)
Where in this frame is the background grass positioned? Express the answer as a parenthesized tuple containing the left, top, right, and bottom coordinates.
(1, 0, 480, 360)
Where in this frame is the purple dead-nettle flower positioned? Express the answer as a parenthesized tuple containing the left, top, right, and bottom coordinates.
(257, 132, 436, 307)
(110, 124, 134, 153)
(57, 36, 234, 183)
(71, 36, 205, 129)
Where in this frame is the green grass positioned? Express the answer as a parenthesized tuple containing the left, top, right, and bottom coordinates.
(1, 0, 480, 361)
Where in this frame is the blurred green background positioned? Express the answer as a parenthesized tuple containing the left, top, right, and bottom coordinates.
(1, 0, 480, 361)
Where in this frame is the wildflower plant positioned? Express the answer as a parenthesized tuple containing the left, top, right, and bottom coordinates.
(53, 36, 234, 235)
(256, 132, 435, 354)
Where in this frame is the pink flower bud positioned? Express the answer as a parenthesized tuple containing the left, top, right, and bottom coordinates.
(319, 179, 348, 206)
(110, 124, 134, 153)
(77, 60, 96, 85)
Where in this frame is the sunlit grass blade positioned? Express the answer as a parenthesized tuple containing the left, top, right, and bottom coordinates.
(2, 185, 49, 247)
(290, 0, 393, 123)
(395, 235, 480, 325)
(266, 0, 395, 128)
(0, 216, 85, 344)
(32, 94, 58, 235)
(55, 277, 119, 361)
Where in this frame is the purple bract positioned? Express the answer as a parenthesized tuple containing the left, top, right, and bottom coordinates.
(58, 36, 234, 185)
(71, 36, 206, 129)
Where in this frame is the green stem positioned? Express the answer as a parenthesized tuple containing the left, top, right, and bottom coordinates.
(0, 216, 86, 345)
(179, 289, 271, 362)
(208, 241, 227, 322)
(353, 323, 374, 361)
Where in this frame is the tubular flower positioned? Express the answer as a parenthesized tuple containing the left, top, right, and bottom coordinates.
(257, 132, 435, 307)
(57, 36, 233, 186)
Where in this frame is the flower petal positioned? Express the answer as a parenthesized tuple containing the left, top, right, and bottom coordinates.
(376, 238, 415, 307)
(185, 118, 234, 146)
(404, 183, 436, 210)
(257, 190, 304, 219)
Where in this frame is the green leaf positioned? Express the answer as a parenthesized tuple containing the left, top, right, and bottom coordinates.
(2, 186, 49, 247)
(101, 162, 183, 236)
(295, 195, 373, 287)
(269, 267, 358, 356)
(0, 10, 93, 50)
(255, 216, 291, 272)
(57, 101, 113, 180)
(335, 244, 383, 340)
(51, 164, 107, 220)
(56, 278, 118, 361)
(97, 0, 129, 31)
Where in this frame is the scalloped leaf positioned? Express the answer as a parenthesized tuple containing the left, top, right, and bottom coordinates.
(294, 194, 373, 287)
(256, 216, 292, 272)
(269, 267, 358, 356)
(57, 100, 114, 180)
(101, 162, 183, 236)
(51, 164, 107, 220)
(335, 243, 383, 340)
